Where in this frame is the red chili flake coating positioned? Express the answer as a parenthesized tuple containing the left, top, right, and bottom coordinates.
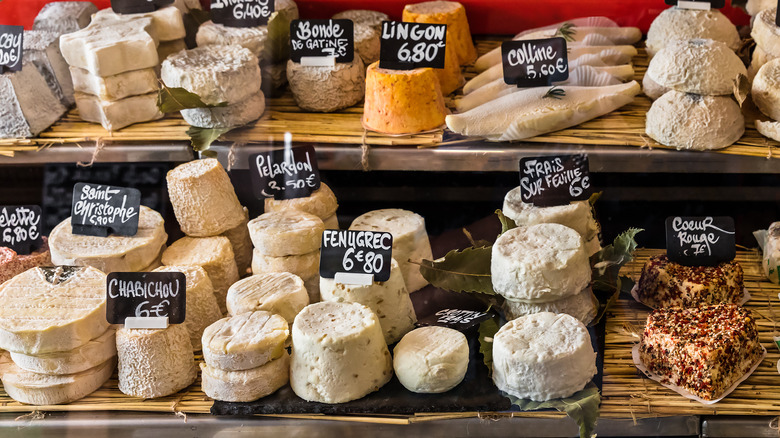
(0, 237, 51, 284)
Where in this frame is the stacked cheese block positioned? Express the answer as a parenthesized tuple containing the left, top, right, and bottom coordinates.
(90, 6, 187, 63)
(491, 223, 597, 325)
(0, 266, 116, 405)
(201, 311, 290, 402)
(750, 9, 780, 142)
(0, 238, 51, 284)
(164, 158, 248, 314)
(331, 10, 388, 66)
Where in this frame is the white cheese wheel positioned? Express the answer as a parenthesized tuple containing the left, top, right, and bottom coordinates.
(196, 21, 268, 58)
(646, 91, 744, 151)
(226, 273, 309, 323)
(647, 39, 746, 96)
(0, 266, 110, 355)
(757, 119, 780, 142)
(202, 311, 289, 371)
(166, 158, 246, 237)
(502, 287, 598, 325)
(492, 312, 597, 401)
(251, 249, 319, 280)
(349, 209, 433, 293)
(117, 324, 197, 398)
(642, 74, 669, 101)
(33, 2, 97, 35)
(290, 301, 392, 403)
(645, 7, 740, 57)
(160, 45, 261, 106)
(286, 55, 365, 112)
(752, 58, 780, 121)
(70, 66, 159, 102)
(320, 258, 417, 344)
(393, 326, 468, 393)
(74, 91, 164, 131)
(9, 327, 116, 375)
(181, 90, 266, 128)
(162, 236, 239, 315)
(752, 8, 780, 58)
(491, 224, 591, 303)
(220, 207, 252, 275)
(0, 352, 115, 405)
(748, 46, 777, 81)
(49, 205, 166, 274)
(264, 183, 339, 220)
(248, 210, 324, 257)
(91, 6, 186, 42)
(152, 265, 221, 350)
(201, 352, 289, 402)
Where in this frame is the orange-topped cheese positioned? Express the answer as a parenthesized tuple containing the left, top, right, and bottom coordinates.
(436, 34, 464, 95)
(363, 61, 447, 134)
(402, 1, 477, 65)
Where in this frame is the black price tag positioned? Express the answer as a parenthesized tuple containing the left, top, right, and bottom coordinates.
(416, 309, 492, 332)
(0, 206, 43, 255)
(211, 0, 274, 28)
(379, 21, 447, 70)
(111, 0, 174, 14)
(502, 37, 569, 87)
(518, 154, 592, 207)
(249, 145, 321, 200)
(71, 183, 141, 237)
(665, 216, 736, 266)
(106, 272, 186, 324)
(0, 25, 24, 73)
(320, 230, 393, 282)
(664, 0, 725, 8)
(290, 19, 354, 63)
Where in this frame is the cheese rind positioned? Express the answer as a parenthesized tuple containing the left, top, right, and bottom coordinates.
(226, 273, 309, 324)
(70, 67, 159, 101)
(202, 311, 289, 371)
(646, 7, 740, 57)
(24, 30, 75, 107)
(249, 210, 324, 257)
(181, 90, 266, 128)
(252, 249, 319, 280)
(0, 62, 67, 139)
(196, 21, 268, 59)
(0, 237, 51, 284)
(33, 2, 97, 35)
(10, 327, 116, 375)
(402, 1, 477, 65)
(201, 352, 290, 402)
(263, 182, 339, 220)
(74, 91, 163, 131)
(393, 327, 468, 393)
(502, 287, 597, 325)
(752, 8, 780, 58)
(287, 55, 365, 112)
(752, 58, 780, 121)
(91, 6, 186, 42)
(221, 208, 252, 275)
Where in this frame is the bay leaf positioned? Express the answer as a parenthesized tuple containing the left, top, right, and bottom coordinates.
(504, 383, 601, 438)
(157, 85, 227, 113)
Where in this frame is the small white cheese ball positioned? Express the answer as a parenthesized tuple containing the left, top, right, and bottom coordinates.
(393, 326, 469, 393)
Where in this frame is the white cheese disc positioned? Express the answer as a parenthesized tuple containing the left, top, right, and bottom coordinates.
(286, 54, 365, 112)
(220, 207, 252, 275)
(226, 273, 309, 324)
(251, 249, 319, 281)
(502, 287, 598, 325)
(752, 58, 780, 121)
(248, 209, 324, 257)
(70, 66, 158, 102)
(263, 182, 339, 220)
(181, 89, 265, 129)
(393, 326, 468, 393)
(646, 7, 740, 57)
(74, 91, 164, 131)
(752, 8, 780, 58)
(196, 21, 268, 59)
(9, 327, 116, 375)
(202, 311, 289, 371)
(201, 352, 289, 402)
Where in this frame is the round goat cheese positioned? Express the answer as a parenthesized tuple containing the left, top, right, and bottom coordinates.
(287, 54, 365, 112)
(752, 58, 780, 121)
(248, 210, 324, 257)
(202, 311, 289, 371)
(502, 287, 598, 325)
(393, 326, 468, 393)
(181, 90, 265, 128)
(646, 7, 740, 57)
(201, 352, 290, 402)
(226, 273, 309, 323)
(263, 182, 339, 220)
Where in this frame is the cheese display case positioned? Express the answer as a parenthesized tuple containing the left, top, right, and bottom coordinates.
(0, 1, 780, 437)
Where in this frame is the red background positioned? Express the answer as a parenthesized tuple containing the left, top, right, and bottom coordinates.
(0, 0, 750, 34)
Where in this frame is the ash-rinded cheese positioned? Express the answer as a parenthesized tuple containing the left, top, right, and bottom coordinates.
(196, 21, 269, 59)
(290, 301, 393, 403)
(647, 39, 747, 97)
(74, 91, 163, 131)
(117, 324, 197, 398)
(201, 352, 289, 402)
(162, 236, 239, 315)
(752, 59, 780, 121)
(202, 311, 289, 371)
(0, 62, 67, 139)
(0, 266, 110, 355)
(166, 158, 247, 237)
(502, 287, 598, 325)
(252, 250, 319, 280)
(70, 66, 158, 101)
(91, 6, 186, 42)
(33, 2, 97, 35)
(646, 7, 740, 57)
(349, 209, 433, 293)
(50, 205, 167, 274)
(181, 90, 265, 128)
(24, 30, 75, 107)
(492, 312, 597, 401)
(0, 352, 115, 405)
(221, 208, 252, 275)
(491, 224, 591, 303)
(753, 8, 780, 58)
(248, 210, 324, 257)
(161, 45, 261, 106)
(59, 18, 160, 77)
(287, 55, 365, 112)
(226, 273, 309, 323)
(320, 258, 417, 344)
(263, 182, 339, 220)
(10, 327, 116, 375)
(393, 327, 468, 393)
(646, 91, 744, 151)
(152, 266, 221, 350)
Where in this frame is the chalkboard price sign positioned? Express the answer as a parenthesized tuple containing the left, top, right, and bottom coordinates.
(518, 154, 592, 207)
(320, 230, 393, 282)
(0, 205, 43, 255)
(290, 19, 354, 63)
(664, 0, 725, 9)
(502, 37, 569, 87)
(379, 21, 447, 70)
(249, 145, 321, 200)
(0, 25, 24, 73)
(111, 0, 174, 14)
(71, 183, 141, 237)
(106, 272, 186, 324)
(665, 216, 736, 266)
(211, 0, 274, 28)
(416, 309, 492, 332)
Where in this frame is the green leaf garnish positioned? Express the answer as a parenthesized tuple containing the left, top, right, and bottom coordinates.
(419, 246, 496, 296)
(157, 85, 228, 113)
(264, 11, 292, 64)
(589, 228, 642, 324)
(504, 383, 601, 438)
(186, 126, 233, 152)
(496, 209, 517, 236)
(478, 316, 500, 375)
(588, 191, 602, 206)
(554, 22, 576, 42)
(543, 86, 566, 100)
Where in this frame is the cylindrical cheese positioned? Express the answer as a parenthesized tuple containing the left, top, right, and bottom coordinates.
(402, 1, 477, 65)
(320, 258, 417, 344)
(167, 158, 246, 237)
(226, 273, 309, 323)
(290, 301, 392, 403)
(286, 55, 365, 112)
(492, 312, 596, 401)
(117, 324, 197, 399)
(221, 207, 252, 275)
(752, 8, 780, 58)
(263, 182, 339, 221)
(752, 58, 780, 121)
(201, 352, 290, 402)
(323, 214, 339, 230)
(363, 62, 447, 134)
(645, 7, 740, 57)
(202, 311, 289, 371)
(153, 265, 222, 350)
(502, 287, 598, 325)
(393, 326, 468, 393)
(491, 224, 591, 303)
(248, 210, 324, 257)
(251, 249, 319, 280)
(435, 34, 464, 95)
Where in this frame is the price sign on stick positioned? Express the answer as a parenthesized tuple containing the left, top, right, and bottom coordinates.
(665, 0, 725, 9)
(379, 21, 447, 70)
(502, 37, 569, 87)
(416, 309, 492, 331)
(290, 19, 354, 65)
(0, 25, 23, 73)
(106, 272, 186, 327)
(320, 230, 393, 284)
(0, 205, 43, 255)
(71, 183, 141, 237)
(211, 0, 274, 27)
(665, 216, 736, 266)
(519, 154, 592, 207)
(249, 145, 321, 200)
